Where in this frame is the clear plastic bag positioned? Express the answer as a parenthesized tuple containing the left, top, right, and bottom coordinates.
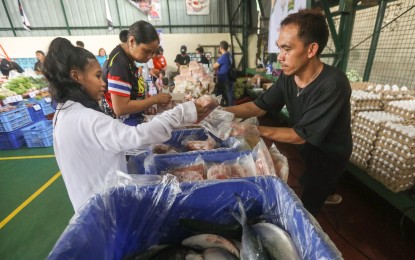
(269, 143, 289, 182)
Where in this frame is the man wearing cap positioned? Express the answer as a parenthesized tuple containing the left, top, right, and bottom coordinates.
(174, 45, 190, 72)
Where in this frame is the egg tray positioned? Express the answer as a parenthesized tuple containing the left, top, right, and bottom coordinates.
(368, 156, 415, 176)
(352, 126, 378, 144)
(351, 139, 373, 156)
(367, 167, 415, 193)
(351, 146, 371, 161)
(350, 82, 378, 91)
(371, 148, 415, 168)
(352, 122, 379, 137)
(384, 106, 415, 121)
(350, 155, 368, 170)
(375, 138, 415, 160)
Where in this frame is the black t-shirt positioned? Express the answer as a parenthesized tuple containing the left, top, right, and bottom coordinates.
(197, 54, 210, 66)
(102, 45, 144, 101)
(34, 61, 44, 73)
(254, 64, 352, 161)
(0, 59, 24, 76)
(174, 54, 190, 65)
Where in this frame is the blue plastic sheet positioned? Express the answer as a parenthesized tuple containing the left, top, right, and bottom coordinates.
(48, 175, 342, 260)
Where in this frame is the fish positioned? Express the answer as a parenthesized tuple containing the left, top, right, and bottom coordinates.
(179, 218, 243, 240)
(123, 245, 170, 260)
(181, 234, 240, 258)
(252, 223, 300, 260)
(185, 252, 204, 260)
(149, 245, 201, 260)
(232, 196, 269, 260)
(203, 247, 239, 260)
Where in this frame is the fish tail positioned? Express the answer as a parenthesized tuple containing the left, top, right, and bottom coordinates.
(232, 195, 247, 226)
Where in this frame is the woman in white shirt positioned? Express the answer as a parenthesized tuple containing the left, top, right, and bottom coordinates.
(43, 37, 210, 212)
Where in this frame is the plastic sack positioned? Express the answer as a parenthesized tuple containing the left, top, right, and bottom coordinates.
(200, 107, 235, 140)
(252, 138, 276, 176)
(230, 121, 261, 148)
(47, 176, 342, 260)
(269, 143, 289, 182)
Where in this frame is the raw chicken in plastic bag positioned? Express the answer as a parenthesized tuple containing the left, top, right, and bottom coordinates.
(206, 152, 257, 180)
(200, 107, 235, 140)
(252, 138, 276, 176)
(230, 121, 261, 149)
(269, 143, 289, 182)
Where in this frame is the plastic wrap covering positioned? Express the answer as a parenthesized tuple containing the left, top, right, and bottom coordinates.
(47, 175, 342, 260)
(127, 128, 248, 175)
(200, 108, 235, 140)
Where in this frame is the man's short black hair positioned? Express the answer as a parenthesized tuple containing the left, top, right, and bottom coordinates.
(220, 41, 229, 51)
(119, 29, 129, 43)
(196, 46, 204, 53)
(281, 8, 329, 56)
(76, 41, 84, 48)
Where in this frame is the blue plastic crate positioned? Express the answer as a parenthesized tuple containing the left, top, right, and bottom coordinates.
(48, 176, 341, 260)
(0, 106, 30, 123)
(38, 99, 56, 116)
(27, 105, 46, 122)
(0, 128, 26, 149)
(21, 120, 53, 148)
(0, 111, 33, 133)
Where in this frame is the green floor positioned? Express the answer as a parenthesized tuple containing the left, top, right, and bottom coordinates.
(0, 147, 74, 260)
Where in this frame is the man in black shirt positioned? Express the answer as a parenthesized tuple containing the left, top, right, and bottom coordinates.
(225, 9, 352, 216)
(195, 46, 210, 67)
(174, 45, 190, 72)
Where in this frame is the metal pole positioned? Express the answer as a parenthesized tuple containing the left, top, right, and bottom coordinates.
(242, 0, 248, 72)
(2, 0, 16, 36)
(363, 0, 387, 81)
(166, 0, 172, 33)
(114, 0, 122, 30)
(59, 0, 71, 35)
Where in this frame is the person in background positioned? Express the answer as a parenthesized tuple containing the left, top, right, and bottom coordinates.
(152, 46, 167, 79)
(212, 40, 234, 106)
(195, 46, 210, 67)
(43, 37, 210, 213)
(97, 48, 107, 67)
(76, 41, 85, 48)
(0, 59, 24, 78)
(224, 9, 352, 216)
(102, 21, 171, 126)
(34, 50, 45, 75)
(161, 77, 170, 94)
(174, 45, 190, 72)
(155, 70, 166, 93)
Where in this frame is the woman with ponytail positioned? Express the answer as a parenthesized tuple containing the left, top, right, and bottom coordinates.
(44, 37, 210, 212)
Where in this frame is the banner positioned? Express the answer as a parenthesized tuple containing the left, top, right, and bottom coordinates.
(268, 0, 306, 53)
(148, 0, 161, 21)
(186, 0, 209, 15)
(128, 0, 151, 14)
(105, 0, 114, 31)
(17, 0, 31, 31)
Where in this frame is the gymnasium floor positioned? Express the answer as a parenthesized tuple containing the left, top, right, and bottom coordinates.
(1, 145, 415, 259)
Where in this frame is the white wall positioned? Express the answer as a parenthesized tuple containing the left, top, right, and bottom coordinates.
(1, 33, 258, 72)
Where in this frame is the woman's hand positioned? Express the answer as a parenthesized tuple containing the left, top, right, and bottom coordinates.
(154, 93, 172, 105)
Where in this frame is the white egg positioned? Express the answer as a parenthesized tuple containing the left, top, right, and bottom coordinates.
(401, 86, 408, 91)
